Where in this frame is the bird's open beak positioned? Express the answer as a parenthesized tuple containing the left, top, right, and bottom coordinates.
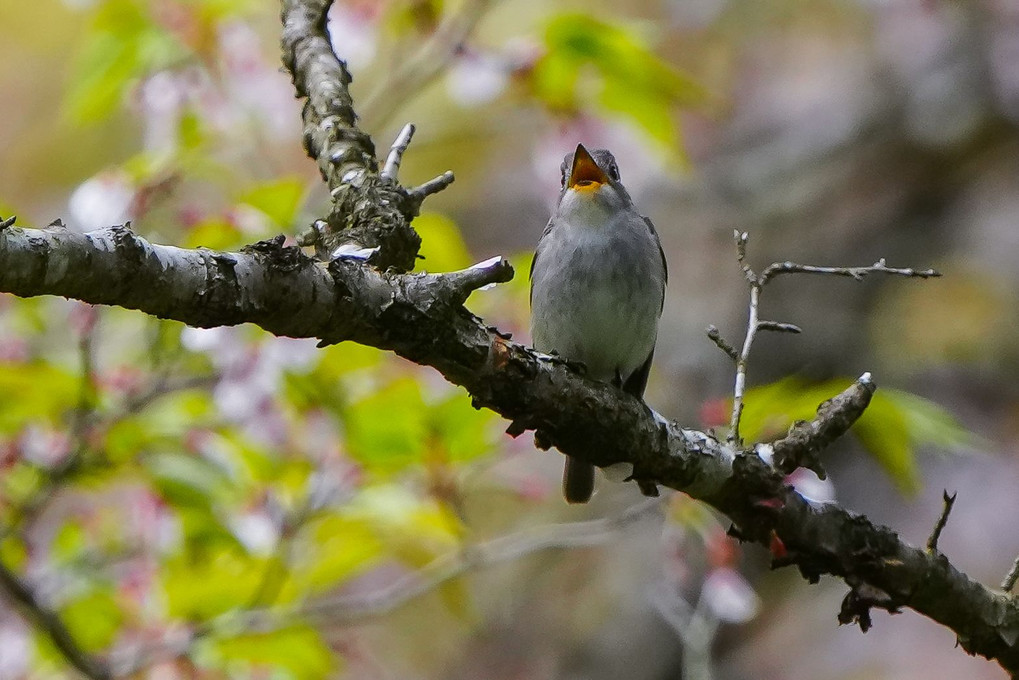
(568, 144, 610, 191)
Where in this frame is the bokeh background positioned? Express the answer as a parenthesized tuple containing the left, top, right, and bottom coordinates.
(1, 0, 1018, 678)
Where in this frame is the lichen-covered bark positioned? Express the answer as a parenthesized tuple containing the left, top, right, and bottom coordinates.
(2, 218, 1019, 671)
(280, 0, 421, 270)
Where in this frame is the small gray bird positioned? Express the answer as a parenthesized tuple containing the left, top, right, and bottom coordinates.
(530, 144, 668, 503)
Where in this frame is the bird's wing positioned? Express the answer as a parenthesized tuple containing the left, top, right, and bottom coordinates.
(529, 218, 556, 304)
(623, 347, 655, 398)
(643, 216, 668, 316)
(642, 215, 668, 285)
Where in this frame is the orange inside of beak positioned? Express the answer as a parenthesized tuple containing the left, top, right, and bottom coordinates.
(568, 146, 610, 190)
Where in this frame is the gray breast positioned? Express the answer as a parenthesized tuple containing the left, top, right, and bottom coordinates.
(530, 214, 664, 383)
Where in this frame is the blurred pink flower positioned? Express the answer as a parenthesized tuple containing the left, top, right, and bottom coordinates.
(446, 52, 510, 107)
(701, 566, 760, 624)
(68, 170, 136, 231)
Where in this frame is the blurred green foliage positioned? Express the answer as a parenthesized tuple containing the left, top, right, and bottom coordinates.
(739, 378, 973, 493)
(532, 13, 707, 152)
(66, 0, 187, 124)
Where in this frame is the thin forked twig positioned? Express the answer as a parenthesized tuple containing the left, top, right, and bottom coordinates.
(715, 230, 941, 446)
(759, 258, 941, 286)
(408, 171, 456, 201)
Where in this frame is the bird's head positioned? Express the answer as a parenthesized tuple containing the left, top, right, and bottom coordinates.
(556, 144, 632, 220)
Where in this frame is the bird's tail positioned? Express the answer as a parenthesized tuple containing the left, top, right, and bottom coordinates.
(563, 456, 595, 503)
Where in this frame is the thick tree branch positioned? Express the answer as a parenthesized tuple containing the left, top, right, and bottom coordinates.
(3, 220, 1019, 671)
(281, 0, 451, 269)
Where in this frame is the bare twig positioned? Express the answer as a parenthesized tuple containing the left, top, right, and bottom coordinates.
(301, 496, 662, 624)
(728, 270, 760, 445)
(0, 560, 111, 680)
(757, 320, 801, 334)
(927, 490, 957, 554)
(382, 123, 416, 181)
(706, 325, 737, 362)
(718, 230, 939, 446)
(734, 230, 754, 282)
(759, 258, 941, 285)
(407, 170, 456, 204)
(0, 215, 15, 230)
(1002, 556, 1019, 593)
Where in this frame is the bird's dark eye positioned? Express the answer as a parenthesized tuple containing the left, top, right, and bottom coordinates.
(608, 164, 620, 181)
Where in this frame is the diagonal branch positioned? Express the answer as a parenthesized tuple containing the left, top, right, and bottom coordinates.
(3, 218, 1019, 671)
(359, 0, 494, 130)
(0, 561, 111, 680)
(281, 0, 450, 270)
(767, 373, 876, 478)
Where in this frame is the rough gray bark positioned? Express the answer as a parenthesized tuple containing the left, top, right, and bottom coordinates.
(0, 0, 1018, 676)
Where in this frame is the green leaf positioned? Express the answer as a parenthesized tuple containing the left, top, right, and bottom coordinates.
(598, 77, 677, 148)
(880, 389, 976, 451)
(238, 177, 306, 229)
(429, 390, 497, 463)
(146, 450, 233, 510)
(104, 418, 158, 464)
(852, 393, 919, 493)
(183, 217, 243, 250)
(0, 536, 29, 571)
(175, 506, 244, 551)
(344, 378, 428, 474)
(162, 548, 265, 620)
(208, 625, 336, 680)
(738, 377, 971, 494)
(60, 588, 123, 652)
(413, 213, 472, 273)
(534, 13, 706, 151)
(178, 109, 206, 151)
(349, 485, 461, 566)
(317, 342, 384, 377)
(292, 513, 382, 594)
(215, 430, 279, 484)
(65, 0, 187, 124)
(52, 520, 88, 563)
(530, 51, 582, 113)
(0, 362, 80, 434)
(0, 462, 44, 510)
(65, 31, 142, 123)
